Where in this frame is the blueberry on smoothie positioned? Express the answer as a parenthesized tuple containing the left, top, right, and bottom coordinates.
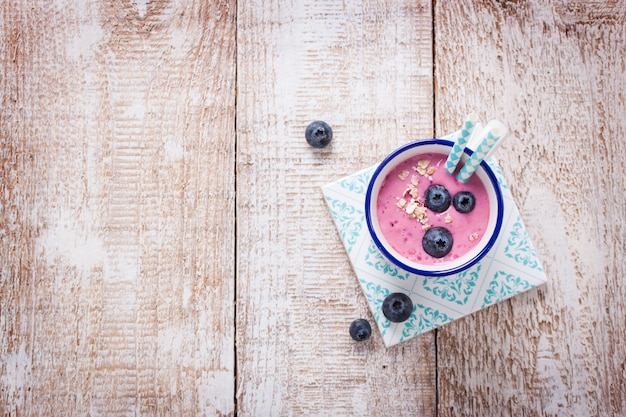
(305, 120, 333, 148)
(382, 293, 413, 323)
(453, 191, 476, 213)
(422, 227, 453, 258)
(349, 319, 372, 341)
(424, 185, 451, 213)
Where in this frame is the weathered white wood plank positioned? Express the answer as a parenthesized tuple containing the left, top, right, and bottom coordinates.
(434, 1, 625, 416)
(236, 1, 436, 415)
(0, 1, 236, 415)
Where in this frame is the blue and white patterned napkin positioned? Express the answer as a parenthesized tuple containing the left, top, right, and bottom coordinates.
(322, 131, 547, 347)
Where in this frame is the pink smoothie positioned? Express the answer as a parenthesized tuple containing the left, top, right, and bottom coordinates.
(376, 152, 490, 265)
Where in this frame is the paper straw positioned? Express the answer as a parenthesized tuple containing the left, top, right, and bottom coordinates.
(457, 126, 503, 183)
(445, 113, 479, 174)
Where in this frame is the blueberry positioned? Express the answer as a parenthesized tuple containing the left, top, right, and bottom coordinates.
(424, 185, 451, 213)
(422, 227, 453, 258)
(305, 120, 333, 148)
(349, 319, 372, 341)
(382, 293, 413, 323)
(453, 191, 476, 213)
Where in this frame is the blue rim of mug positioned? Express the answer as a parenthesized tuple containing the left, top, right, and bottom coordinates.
(364, 139, 504, 277)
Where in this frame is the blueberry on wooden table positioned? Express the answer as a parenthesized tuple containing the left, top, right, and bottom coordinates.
(349, 319, 372, 341)
(305, 120, 333, 148)
(382, 293, 413, 323)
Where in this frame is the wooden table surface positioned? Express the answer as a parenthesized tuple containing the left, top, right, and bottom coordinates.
(1, 1, 624, 416)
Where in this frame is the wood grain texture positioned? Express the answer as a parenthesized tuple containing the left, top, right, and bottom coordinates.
(434, 1, 625, 416)
(235, 1, 436, 415)
(1, 0, 236, 415)
(3, 1, 624, 416)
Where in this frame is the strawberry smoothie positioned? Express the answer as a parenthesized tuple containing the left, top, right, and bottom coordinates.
(376, 152, 490, 265)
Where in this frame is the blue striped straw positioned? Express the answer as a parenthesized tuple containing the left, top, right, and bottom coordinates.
(457, 126, 503, 183)
(445, 113, 479, 174)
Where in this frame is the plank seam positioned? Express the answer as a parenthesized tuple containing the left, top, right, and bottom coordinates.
(233, 1, 239, 415)
(432, 1, 440, 416)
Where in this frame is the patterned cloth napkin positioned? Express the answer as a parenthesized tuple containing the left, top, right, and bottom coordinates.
(322, 131, 547, 347)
